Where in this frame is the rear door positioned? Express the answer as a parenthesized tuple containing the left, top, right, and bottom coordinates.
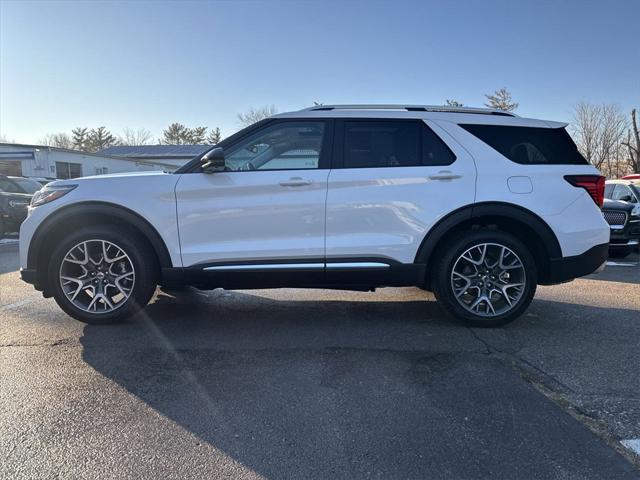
(325, 119, 476, 266)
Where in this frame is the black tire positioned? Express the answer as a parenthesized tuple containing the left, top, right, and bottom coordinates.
(48, 225, 158, 324)
(432, 230, 537, 328)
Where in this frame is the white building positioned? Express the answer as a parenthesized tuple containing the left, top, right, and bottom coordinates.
(0, 142, 178, 179)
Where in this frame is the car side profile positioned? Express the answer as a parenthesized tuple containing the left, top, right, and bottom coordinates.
(19, 105, 610, 327)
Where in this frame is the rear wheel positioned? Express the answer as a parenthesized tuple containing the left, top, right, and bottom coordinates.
(432, 230, 537, 328)
(48, 226, 158, 324)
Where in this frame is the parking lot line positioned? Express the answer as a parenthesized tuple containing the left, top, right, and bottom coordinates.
(621, 439, 640, 456)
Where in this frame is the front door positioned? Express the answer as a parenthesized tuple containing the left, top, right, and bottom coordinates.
(175, 120, 332, 271)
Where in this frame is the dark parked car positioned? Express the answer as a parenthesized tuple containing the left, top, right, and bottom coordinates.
(0, 175, 36, 238)
(601, 198, 639, 258)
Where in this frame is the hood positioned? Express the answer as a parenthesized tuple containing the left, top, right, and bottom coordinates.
(602, 198, 634, 212)
(50, 170, 169, 187)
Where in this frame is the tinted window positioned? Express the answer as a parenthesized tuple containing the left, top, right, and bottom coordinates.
(604, 184, 615, 198)
(422, 125, 456, 166)
(225, 122, 326, 171)
(460, 124, 588, 165)
(343, 121, 455, 168)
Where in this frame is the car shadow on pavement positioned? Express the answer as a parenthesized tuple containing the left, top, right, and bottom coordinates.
(79, 289, 639, 479)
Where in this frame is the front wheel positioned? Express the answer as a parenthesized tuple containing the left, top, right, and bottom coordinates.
(432, 230, 537, 328)
(48, 226, 158, 324)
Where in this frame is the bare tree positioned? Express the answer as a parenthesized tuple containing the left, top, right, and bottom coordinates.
(570, 102, 628, 176)
(484, 87, 518, 112)
(622, 109, 640, 173)
(237, 105, 277, 127)
(445, 99, 464, 107)
(118, 127, 153, 146)
(38, 133, 74, 149)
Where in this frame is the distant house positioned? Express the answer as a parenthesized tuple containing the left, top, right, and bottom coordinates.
(99, 145, 212, 170)
(0, 142, 177, 179)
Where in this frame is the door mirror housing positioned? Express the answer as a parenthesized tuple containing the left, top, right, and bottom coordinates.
(201, 147, 226, 173)
(619, 194, 633, 202)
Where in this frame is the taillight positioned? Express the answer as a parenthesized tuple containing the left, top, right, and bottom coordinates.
(564, 175, 605, 207)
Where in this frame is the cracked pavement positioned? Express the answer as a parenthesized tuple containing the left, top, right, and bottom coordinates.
(1, 242, 639, 479)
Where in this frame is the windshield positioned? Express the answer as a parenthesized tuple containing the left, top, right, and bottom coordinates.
(9, 177, 42, 194)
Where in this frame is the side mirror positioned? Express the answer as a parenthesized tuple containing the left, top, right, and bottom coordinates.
(619, 195, 632, 202)
(201, 147, 226, 173)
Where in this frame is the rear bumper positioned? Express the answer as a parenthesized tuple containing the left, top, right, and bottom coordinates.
(544, 243, 609, 284)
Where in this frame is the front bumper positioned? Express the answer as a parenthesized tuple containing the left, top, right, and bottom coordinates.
(544, 243, 609, 284)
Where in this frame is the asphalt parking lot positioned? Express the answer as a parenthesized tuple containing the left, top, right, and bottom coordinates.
(1, 239, 639, 479)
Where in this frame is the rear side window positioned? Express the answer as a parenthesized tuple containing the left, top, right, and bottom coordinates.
(343, 120, 455, 168)
(460, 124, 588, 165)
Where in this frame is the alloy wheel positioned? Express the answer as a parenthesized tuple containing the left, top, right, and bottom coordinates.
(59, 239, 135, 313)
(450, 242, 526, 317)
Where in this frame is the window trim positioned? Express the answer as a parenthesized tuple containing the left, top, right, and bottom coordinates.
(332, 118, 457, 169)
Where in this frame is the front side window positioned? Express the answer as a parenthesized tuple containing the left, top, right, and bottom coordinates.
(460, 124, 588, 165)
(612, 185, 635, 202)
(343, 120, 455, 168)
(224, 122, 326, 171)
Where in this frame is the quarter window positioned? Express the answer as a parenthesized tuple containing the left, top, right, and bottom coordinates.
(342, 120, 455, 168)
(224, 122, 326, 171)
(460, 124, 588, 165)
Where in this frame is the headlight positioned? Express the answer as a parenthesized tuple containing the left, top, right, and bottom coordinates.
(30, 185, 77, 207)
(632, 204, 640, 218)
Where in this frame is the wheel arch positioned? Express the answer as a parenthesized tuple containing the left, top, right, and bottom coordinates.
(415, 202, 562, 285)
(28, 201, 173, 292)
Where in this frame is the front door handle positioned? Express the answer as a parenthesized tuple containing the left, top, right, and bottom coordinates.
(428, 171, 462, 181)
(279, 177, 312, 187)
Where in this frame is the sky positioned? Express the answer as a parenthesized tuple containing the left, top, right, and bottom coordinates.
(0, 0, 638, 144)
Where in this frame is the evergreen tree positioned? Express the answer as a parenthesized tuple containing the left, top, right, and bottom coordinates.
(189, 126, 207, 144)
(88, 126, 117, 152)
(161, 123, 191, 144)
(72, 127, 89, 150)
(206, 127, 222, 145)
(484, 87, 518, 112)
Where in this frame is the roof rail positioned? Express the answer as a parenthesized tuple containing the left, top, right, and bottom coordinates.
(302, 104, 517, 117)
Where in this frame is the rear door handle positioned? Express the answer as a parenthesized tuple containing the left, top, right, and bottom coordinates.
(279, 177, 312, 187)
(428, 171, 462, 181)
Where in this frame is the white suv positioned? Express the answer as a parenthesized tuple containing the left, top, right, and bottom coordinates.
(19, 105, 610, 327)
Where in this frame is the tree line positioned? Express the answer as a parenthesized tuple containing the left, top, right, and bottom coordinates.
(36, 105, 279, 153)
(33, 95, 640, 177)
